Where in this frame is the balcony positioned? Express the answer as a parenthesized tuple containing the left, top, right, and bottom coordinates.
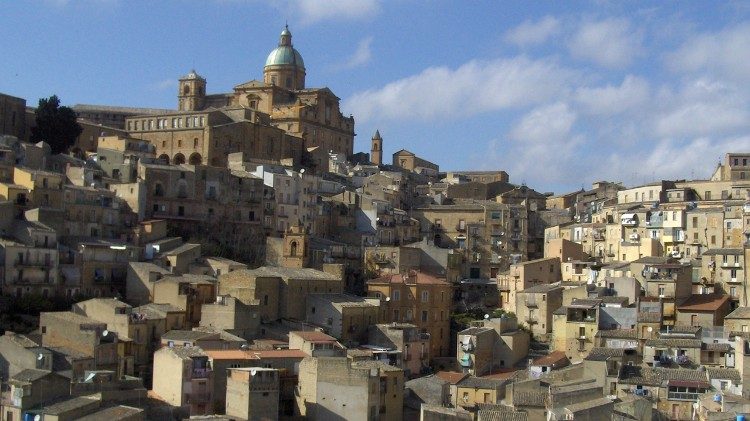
(675, 355, 690, 365)
(15, 258, 50, 268)
(525, 317, 538, 325)
(498, 283, 511, 292)
(525, 299, 538, 308)
(667, 391, 702, 401)
(192, 368, 211, 379)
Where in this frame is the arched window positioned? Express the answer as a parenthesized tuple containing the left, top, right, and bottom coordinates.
(183, 85, 190, 95)
(290, 241, 298, 256)
(173, 153, 186, 165)
(154, 183, 164, 197)
(193, 138, 198, 148)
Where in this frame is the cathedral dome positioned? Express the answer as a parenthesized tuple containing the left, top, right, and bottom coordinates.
(265, 46, 305, 69)
(264, 26, 305, 70)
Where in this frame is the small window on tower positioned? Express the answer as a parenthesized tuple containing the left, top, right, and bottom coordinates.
(183, 85, 190, 95)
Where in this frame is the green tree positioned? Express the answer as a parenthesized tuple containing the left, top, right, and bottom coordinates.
(31, 95, 82, 154)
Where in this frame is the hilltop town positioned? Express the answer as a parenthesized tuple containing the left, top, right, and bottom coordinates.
(0, 27, 749, 421)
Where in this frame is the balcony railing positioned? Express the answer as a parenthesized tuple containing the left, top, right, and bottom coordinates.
(667, 391, 701, 401)
(675, 355, 690, 365)
(192, 368, 211, 379)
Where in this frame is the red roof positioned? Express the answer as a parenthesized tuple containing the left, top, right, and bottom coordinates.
(204, 350, 260, 360)
(677, 294, 730, 312)
(532, 351, 570, 368)
(368, 271, 449, 286)
(436, 371, 468, 384)
(291, 331, 337, 342)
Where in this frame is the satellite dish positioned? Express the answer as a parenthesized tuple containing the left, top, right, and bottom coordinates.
(34, 415, 41, 421)
(385, 297, 391, 302)
(647, 327, 653, 332)
(37, 354, 44, 361)
(484, 314, 490, 320)
(300, 168, 305, 174)
(250, 369, 257, 376)
(102, 330, 109, 337)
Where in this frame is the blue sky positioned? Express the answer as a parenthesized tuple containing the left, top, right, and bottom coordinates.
(2, 1, 750, 193)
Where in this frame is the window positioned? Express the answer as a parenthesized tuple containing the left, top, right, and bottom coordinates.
(392, 290, 400, 301)
(421, 291, 429, 302)
(658, 284, 665, 296)
(421, 311, 428, 322)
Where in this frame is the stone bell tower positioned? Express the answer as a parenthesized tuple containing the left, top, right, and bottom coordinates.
(371, 130, 383, 166)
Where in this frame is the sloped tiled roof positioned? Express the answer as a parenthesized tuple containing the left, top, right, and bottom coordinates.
(645, 338, 702, 348)
(676, 294, 730, 312)
(707, 367, 741, 383)
(585, 347, 625, 361)
(513, 390, 546, 407)
(726, 307, 750, 319)
(597, 329, 637, 339)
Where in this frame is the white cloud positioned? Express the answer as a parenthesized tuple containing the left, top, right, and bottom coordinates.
(490, 103, 586, 187)
(504, 16, 561, 46)
(568, 18, 643, 68)
(640, 136, 750, 180)
(666, 23, 750, 82)
(288, 0, 380, 23)
(344, 56, 575, 122)
(510, 102, 576, 143)
(653, 78, 749, 138)
(341, 36, 373, 69)
(574, 75, 650, 115)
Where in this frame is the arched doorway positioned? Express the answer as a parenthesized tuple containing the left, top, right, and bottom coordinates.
(188, 153, 202, 165)
(157, 154, 169, 163)
(173, 153, 186, 165)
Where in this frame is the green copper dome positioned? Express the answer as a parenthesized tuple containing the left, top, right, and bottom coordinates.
(265, 46, 305, 68)
(265, 26, 305, 69)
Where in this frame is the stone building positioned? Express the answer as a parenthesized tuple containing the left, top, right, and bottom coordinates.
(225, 367, 280, 421)
(152, 345, 214, 416)
(456, 316, 530, 376)
(126, 26, 354, 167)
(296, 357, 403, 421)
(305, 293, 380, 345)
(0, 92, 27, 140)
(366, 271, 452, 357)
(515, 284, 564, 341)
(498, 256, 561, 312)
(411, 201, 529, 282)
(218, 266, 343, 322)
(39, 311, 124, 374)
(0, 221, 59, 297)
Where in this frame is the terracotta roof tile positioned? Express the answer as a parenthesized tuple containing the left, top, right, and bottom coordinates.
(676, 294, 730, 312)
(435, 371, 468, 384)
(532, 351, 569, 367)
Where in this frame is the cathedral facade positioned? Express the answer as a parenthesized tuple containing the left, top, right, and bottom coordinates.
(125, 26, 354, 168)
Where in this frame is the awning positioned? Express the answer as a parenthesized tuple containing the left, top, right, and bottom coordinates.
(620, 213, 636, 220)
